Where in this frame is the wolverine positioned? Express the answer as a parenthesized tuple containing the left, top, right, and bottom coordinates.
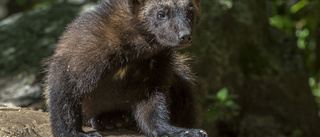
(45, 0, 207, 136)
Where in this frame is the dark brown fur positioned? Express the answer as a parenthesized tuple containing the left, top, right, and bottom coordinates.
(45, 0, 206, 136)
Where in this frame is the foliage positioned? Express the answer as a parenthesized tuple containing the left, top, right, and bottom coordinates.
(268, 0, 320, 107)
(203, 88, 240, 123)
(0, 2, 81, 76)
(310, 77, 320, 105)
(7, 0, 59, 16)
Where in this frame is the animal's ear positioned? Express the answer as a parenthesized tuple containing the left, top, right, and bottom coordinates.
(130, 0, 145, 14)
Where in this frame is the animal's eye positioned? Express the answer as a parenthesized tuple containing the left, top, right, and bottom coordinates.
(157, 11, 167, 20)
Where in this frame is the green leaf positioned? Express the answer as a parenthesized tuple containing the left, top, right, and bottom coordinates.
(269, 15, 293, 29)
(291, 0, 309, 13)
(225, 100, 240, 109)
(312, 89, 320, 97)
(301, 29, 310, 38)
(309, 77, 316, 87)
(297, 38, 306, 49)
(217, 88, 228, 101)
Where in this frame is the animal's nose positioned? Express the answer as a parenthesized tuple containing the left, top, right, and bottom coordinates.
(179, 31, 192, 44)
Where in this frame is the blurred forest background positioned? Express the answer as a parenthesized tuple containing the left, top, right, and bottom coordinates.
(0, 0, 320, 136)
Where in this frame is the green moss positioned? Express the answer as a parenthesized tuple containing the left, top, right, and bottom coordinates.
(0, 3, 81, 76)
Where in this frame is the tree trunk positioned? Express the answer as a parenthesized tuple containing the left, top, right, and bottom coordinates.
(190, 0, 320, 136)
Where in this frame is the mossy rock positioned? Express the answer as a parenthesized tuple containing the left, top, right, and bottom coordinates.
(0, 2, 81, 77)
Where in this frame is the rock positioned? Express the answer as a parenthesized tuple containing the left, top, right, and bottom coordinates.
(0, 107, 51, 136)
(0, 106, 144, 137)
(0, 73, 43, 109)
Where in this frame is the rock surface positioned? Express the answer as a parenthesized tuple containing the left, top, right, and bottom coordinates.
(0, 73, 44, 109)
(0, 106, 144, 137)
(0, 106, 51, 136)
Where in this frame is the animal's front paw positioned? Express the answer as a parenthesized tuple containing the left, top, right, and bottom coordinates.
(162, 129, 208, 137)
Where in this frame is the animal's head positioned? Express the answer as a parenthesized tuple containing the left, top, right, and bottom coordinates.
(132, 0, 201, 48)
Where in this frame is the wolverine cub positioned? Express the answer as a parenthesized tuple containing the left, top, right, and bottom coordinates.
(45, 0, 207, 136)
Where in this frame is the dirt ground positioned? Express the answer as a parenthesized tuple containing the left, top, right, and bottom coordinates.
(0, 106, 143, 137)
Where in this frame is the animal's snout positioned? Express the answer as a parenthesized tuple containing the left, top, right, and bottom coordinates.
(179, 30, 192, 44)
